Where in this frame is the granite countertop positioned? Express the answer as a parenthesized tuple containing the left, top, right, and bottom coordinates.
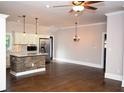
(10, 53, 48, 57)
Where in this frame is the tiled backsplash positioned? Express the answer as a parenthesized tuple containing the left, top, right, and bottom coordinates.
(11, 44, 27, 54)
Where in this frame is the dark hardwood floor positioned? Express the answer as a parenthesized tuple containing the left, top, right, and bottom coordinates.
(6, 61, 124, 92)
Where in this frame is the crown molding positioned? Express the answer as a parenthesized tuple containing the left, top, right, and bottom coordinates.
(105, 11, 124, 16)
(0, 14, 9, 19)
(60, 22, 106, 30)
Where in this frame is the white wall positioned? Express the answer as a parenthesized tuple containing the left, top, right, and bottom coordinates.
(105, 11, 124, 82)
(0, 14, 8, 91)
(54, 23, 106, 68)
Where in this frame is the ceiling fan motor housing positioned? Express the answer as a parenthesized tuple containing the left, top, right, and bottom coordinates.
(72, 1, 84, 6)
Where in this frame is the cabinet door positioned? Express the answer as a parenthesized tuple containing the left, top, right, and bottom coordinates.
(14, 33, 37, 44)
(10, 56, 24, 72)
(33, 56, 45, 68)
(14, 33, 24, 44)
(23, 57, 34, 71)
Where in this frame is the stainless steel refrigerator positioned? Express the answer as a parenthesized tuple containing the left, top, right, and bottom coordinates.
(39, 37, 53, 62)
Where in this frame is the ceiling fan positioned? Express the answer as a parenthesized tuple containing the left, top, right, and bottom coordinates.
(51, 1, 103, 14)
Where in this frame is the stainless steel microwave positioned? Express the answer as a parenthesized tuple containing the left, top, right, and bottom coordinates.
(27, 45, 37, 51)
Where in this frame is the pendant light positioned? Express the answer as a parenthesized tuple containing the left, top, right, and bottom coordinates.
(23, 15, 26, 36)
(73, 21, 80, 42)
(35, 18, 38, 37)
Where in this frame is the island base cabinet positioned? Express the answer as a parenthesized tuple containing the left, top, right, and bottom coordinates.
(10, 55, 46, 75)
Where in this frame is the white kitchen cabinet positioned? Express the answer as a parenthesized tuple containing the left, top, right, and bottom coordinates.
(14, 33, 24, 44)
(14, 33, 37, 44)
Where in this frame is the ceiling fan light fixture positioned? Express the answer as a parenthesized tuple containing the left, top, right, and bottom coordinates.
(73, 6, 84, 12)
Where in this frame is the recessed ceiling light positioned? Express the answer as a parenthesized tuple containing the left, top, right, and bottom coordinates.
(46, 5, 50, 8)
(17, 20, 20, 23)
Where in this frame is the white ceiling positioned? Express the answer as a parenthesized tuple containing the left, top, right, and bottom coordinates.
(0, 1, 124, 27)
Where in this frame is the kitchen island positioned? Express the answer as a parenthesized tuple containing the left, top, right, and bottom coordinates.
(10, 53, 48, 76)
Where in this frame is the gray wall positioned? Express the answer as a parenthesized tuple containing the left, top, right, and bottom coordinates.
(54, 23, 106, 68)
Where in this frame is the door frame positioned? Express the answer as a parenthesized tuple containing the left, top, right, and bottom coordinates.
(50, 36, 53, 60)
(101, 32, 107, 69)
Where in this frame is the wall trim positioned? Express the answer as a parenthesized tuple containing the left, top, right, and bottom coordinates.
(54, 58, 103, 69)
(60, 22, 106, 30)
(122, 80, 124, 87)
(105, 11, 124, 16)
(105, 73, 122, 81)
(0, 14, 9, 19)
(10, 68, 45, 76)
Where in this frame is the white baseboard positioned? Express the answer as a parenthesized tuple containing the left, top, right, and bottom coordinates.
(54, 58, 103, 69)
(122, 80, 124, 87)
(10, 68, 45, 76)
(105, 73, 122, 81)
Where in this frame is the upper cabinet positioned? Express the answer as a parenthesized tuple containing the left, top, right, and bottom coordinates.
(14, 33, 37, 44)
(14, 32, 50, 45)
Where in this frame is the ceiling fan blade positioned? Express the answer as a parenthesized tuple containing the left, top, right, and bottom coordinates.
(69, 9, 74, 13)
(53, 5, 72, 8)
(85, 1, 103, 5)
(18, 15, 22, 18)
(82, 9, 96, 14)
(84, 6, 97, 10)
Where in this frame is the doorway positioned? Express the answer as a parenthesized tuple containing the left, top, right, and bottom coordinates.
(102, 32, 107, 72)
